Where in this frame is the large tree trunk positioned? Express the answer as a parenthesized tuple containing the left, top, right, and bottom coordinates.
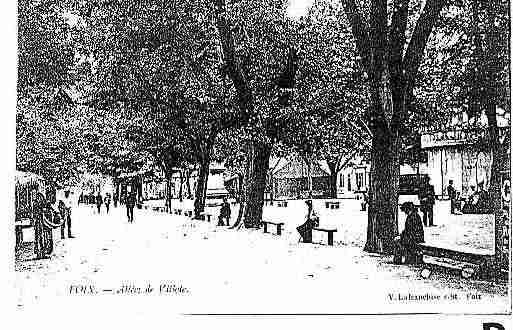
(230, 173, 245, 229)
(242, 141, 272, 228)
(114, 178, 120, 207)
(307, 159, 313, 198)
(482, 0, 506, 281)
(364, 74, 401, 254)
(178, 170, 184, 202)
(486, 106, 504, 280)
(186, 169, 192, 199)
(327, 161, 338, 199)
(193, 156, 211, 219)
(164, 170, 173, 213)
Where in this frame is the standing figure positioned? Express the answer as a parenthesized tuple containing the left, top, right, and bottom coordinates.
(418, 177, 435, 226)
(296, 200, 319, 243)
(33, 191, 51, 259)
(96, 192, 103, 214)
(60, 190, 75, 239)
(126, 189, 136, 223)
(104, 193, 111, 214)
(447, 180, 457, 215)
(218, 197, 231, 226)
(393, 202, 425, 264)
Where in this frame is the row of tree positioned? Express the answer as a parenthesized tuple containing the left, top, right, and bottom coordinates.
(17, 0, 509, 262)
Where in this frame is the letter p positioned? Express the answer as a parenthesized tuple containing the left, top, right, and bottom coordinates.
(484, 323, 505, 330)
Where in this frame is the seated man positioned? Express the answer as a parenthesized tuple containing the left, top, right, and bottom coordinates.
(462, 185, 479, 214)
(475, 182, 491, 213)
(393, 202, 425, 264)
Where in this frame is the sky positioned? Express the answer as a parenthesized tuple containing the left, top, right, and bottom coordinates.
(287, 0, 314, 18)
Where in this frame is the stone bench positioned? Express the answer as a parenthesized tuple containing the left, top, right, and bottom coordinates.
(325, 201, 340, 209)
(261, 220, 285, 236)
(151, 206, 166, 213)
(312, 228, 337, 246)
(415, 243, 494, 279)
(276, 200, 288, 207)
(198, 212, 212, 222)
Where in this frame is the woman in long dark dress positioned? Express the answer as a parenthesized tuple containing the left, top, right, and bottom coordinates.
(297, 200, 319, 243)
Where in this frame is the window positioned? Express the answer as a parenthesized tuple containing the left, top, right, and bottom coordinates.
(340, 174, 345, 187)
(356, 172, 364, 190)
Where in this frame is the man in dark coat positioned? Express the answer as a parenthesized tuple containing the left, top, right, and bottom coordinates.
(126, 190, 136, 223)
(218, 197, 231, 226)
(96, 192, 103, 214)
(418, 177, 435, 226)
(447, 180, 457, 214)
(61, 190, 75, 239)
(104, 193, 111, 214)
(393, 202, 425, 264)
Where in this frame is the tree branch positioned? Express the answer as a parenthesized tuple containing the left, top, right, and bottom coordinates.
(341, 0, 371, 73)
(388, 0, 410, 83)
(403, 0, 446, 89)
(212, 0, 253, 115)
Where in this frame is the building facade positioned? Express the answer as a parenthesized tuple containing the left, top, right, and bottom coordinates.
(337, 157, 371, 198)
(420, 125, 510, 197)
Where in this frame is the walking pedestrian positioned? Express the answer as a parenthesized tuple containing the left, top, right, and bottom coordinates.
(126, 189, 136, 223)
(218, 197, 231, 226)
(60, 190, 75, 239)
(418, 177, 435, 226)
(297, 200, 319, 243)
(96, 192, 103, 214)
(447, 180, 457, 215)
(393, 202, 425, 264)
(104, 193, 111, 214)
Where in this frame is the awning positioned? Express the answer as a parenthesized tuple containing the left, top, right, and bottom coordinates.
(15, 171, 45, 186)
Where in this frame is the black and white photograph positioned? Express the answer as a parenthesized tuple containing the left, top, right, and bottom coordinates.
(7, 0, 512, 327)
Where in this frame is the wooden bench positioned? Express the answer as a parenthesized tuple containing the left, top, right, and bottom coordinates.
(312, 228, 337, 246)
(150, 206, 164, 212)
(261, 220, 285, 236)
(325, 201, 340, 209)
(198, 212, 212, 222)
(276, 200, 288, 207)
(415, 243, 494, 279)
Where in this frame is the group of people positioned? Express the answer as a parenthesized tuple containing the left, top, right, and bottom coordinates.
(79, 189, 137, 223)
(447, 180, 491, 215)
(393, 178, 494, 264)
(460, 182, 491, 214)
(94, 192, 111, 214)
(33, 189, 74, 260)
